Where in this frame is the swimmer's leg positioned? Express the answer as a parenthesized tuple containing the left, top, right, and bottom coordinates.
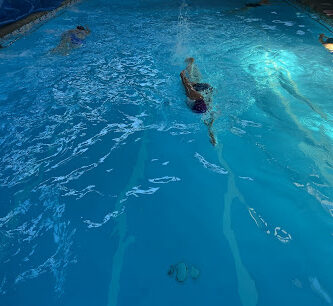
(205, 116, 217, 146)
(209, 128, 217, 146)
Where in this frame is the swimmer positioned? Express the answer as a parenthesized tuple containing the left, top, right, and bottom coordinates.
(180, 58, 217, 146)
(229, 0, 269, 13)
(319, 34, 333, 53)
(51, 25, 90, 55)
(245, 0, 269, 8)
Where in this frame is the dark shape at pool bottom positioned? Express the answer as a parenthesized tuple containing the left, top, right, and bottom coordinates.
(168, 262, 200, 283)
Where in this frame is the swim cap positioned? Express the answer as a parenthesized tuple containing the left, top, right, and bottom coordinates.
(192, 99, 207, 113)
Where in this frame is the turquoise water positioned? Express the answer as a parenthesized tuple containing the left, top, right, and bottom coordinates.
(1, 0, 333, 305)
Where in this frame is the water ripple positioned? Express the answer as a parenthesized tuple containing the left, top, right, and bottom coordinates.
(248, 208, 292, 243)
(83, 207, 125, 229)
(125, 186, 160, 198)
(194, 152, 228, 175)
(148, 176, 181, 184)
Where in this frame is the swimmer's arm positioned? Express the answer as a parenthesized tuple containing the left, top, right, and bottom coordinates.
(85, 26, 91, 34)
(180, 70, 203, 100)
(185, 59, 193, 74)
(185, 65, 192, 79)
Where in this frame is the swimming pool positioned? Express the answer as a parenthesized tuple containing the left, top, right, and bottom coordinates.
(1, 0, 333, 305)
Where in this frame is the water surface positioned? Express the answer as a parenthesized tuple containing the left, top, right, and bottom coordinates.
(0, 0, 333, 305)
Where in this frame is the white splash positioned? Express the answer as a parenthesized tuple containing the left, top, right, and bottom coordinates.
(274, 227, 292, 243)
(83, 207, 125, 228)
(148, 176, 181, 184)
(239, 176, 254, 181)
(248, 208, 292, 242)
(126, 186, 160, 198)
(194, 152, 228, 175)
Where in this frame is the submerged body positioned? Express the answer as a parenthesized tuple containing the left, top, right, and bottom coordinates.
(229, 0, 269, 13)
(51, 25, 90, 55)
(245, 0, 269, 8)
(180, 58, 217, 146)
(246, 0, 269, 7)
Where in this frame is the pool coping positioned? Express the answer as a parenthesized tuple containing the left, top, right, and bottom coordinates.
(0, 0, 81, 47)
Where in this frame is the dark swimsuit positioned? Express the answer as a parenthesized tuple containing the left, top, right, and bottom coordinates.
(191, 83, 213, 114)
(192, 99, 207, 113)
(246, 3, 261, 7)
(325, 38, 333, 44)
(70, 34, 84, 45)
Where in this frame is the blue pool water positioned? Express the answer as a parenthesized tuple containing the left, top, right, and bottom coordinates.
(1, 0, 333, 305)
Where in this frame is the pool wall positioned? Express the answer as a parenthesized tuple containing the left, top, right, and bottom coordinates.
(0, 0, 81, 43)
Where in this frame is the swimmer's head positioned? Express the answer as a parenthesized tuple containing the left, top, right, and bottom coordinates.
(192, 99, 207, 113)
(185, 57, 195, 64)
(77, 25, 85, 31)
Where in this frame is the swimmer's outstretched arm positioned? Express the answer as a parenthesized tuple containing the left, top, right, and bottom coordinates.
(185, 57, 194, 72)
(180, 70, 203, 101)
(185, 57, 202, 83)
